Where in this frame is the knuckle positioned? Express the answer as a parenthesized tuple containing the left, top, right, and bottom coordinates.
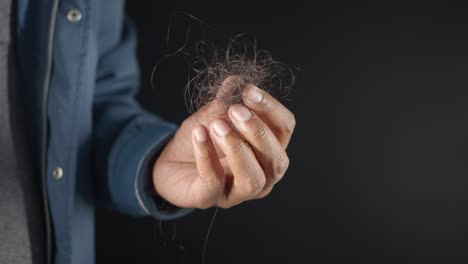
(246, 176, 266, 195)
(227, 141, 246, 155)
(252, 123, 269, 140)
(285, 113, 296, 134)
(198, 151, 216, 163)
(273, 154, 290, 180)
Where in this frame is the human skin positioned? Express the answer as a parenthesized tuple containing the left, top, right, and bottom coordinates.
(152, 76, 296, 209)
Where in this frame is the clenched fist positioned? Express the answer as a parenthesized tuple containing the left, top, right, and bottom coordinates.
(152, 77, 295, 209)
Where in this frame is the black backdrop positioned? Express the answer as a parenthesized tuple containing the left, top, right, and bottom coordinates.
(96, 2, 468, 264)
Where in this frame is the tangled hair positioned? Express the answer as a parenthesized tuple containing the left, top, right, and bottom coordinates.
(182, 34, 295, 114)
(150, 12, 296, 115)
(184, 34, 296, 113)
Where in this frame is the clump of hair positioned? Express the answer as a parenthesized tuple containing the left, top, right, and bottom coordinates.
(184, 34, 295, 113)
(150, 14, 296, 115)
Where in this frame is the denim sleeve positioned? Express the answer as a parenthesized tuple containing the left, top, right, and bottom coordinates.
(93, 14, 194, 219)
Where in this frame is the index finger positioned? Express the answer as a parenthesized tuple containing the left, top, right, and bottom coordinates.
(242, 85, 296, 148)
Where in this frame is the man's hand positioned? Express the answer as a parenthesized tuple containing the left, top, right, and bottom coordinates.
(152, 77, 295, 209)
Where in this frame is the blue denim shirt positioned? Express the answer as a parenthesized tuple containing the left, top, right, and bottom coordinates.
(16, 1, 193, 263)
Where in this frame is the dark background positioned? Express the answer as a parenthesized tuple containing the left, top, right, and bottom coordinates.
(97, 2, 468, 264)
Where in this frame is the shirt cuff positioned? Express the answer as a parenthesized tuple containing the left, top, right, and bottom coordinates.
(108, 115, 195, 220)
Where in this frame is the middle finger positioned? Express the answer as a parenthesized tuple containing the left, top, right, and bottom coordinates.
(228, 104, 289, 198)
(210, 119, 266, 207)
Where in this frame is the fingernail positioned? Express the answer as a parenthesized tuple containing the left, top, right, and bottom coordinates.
(231, 105, 252, 122)
(212, 120, 231, 137)
(244, 86, 263, 103)
(193, 126, 207, 142)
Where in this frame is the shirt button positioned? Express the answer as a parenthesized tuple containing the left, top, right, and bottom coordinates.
(52, 167, 64, 180)
(66, 9, 82, 23)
